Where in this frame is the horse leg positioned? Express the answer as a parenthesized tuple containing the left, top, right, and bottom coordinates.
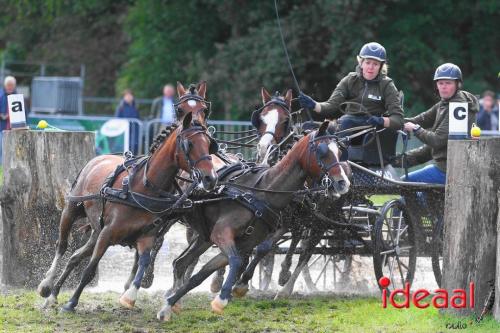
(157, 252, 228, 321)
(181, 226, 200, 284)
(61, 227, 111, 312)
(166, 233, 211, 300)
(124, 251, 139, 291)
(233, 230, 283, 297)
(210, 267, 226, 293)
(259, 250, 275, 291)
(38, 202, 84, 298)
(211, 243, 243, 314)
(142, 220, 176, 288)
(124, 220, 174, 291)
(119, 236, 155, 309)
(43, 229, 98, 308)
(275, 232, 322, 299)
(278, 231, 300, 286)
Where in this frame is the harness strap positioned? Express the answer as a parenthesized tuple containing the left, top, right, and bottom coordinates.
(223, 185, 281, 233)
(142, 158, 176, 197)
(66, 193, 102, 202)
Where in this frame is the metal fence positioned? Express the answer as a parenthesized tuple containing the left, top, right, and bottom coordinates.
(25, 115, 257, 158)
(144, 119, 256, 159)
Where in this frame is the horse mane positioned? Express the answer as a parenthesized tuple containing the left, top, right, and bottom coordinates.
(188, 84, 197, 95)
(149, 123, 179, 154)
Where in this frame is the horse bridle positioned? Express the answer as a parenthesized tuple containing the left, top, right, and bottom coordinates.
(176, 126, 216, 174)
(140, 126, 216, 197)
(307, 132, 344, 188)
(174, 94, 212, 119)
(252, 96, 292, 140)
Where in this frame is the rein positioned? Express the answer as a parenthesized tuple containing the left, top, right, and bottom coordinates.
(219, 131, 343, 196)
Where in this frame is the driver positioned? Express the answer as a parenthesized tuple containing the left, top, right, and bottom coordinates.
(395, 63, 478, 184)
(298, 42, 404, 132)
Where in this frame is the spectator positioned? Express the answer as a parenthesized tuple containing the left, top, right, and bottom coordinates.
(0, 76, 17, 131)
(0, 76, 17, 163)
(150, 84, 177, 135)
(476, 90, 499, 131)
(115, 89, 140, 154)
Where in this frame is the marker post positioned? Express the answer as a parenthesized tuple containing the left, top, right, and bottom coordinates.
(7, 94, 28, 130)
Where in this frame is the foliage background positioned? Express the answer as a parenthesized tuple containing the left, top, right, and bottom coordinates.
(0, 0, 498, 119)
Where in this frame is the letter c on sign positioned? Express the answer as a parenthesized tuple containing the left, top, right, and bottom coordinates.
(454, 107, 466, 120)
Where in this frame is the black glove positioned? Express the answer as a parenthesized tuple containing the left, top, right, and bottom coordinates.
(298, 92, 317, 110)
(390, 154, 404, 168)
(366, 116, 384, 127)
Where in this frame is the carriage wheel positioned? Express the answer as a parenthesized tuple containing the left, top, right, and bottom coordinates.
(301, 236, 353, 292)
(372, 199, 416, 291)
(431, 217, 444, 287)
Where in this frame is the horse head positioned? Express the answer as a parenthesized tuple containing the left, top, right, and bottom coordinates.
(252, 87, 292, 165)
(300, 121, 351, 195)
(174, 112, 218, 190)
(176, 81, 211, 126)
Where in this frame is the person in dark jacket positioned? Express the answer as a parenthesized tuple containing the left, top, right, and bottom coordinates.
(298, 42, 404, 131)
(476, 90, 499, 131)
(149, 84, 177, 136)
(398, 63, 479, 184)
(115, 89, 140, 154)
(0, 75, 17, 131)
(0, 76, 17, 164)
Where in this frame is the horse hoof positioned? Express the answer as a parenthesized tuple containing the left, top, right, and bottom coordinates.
(157, 305, 172, 322)
(278, 270, 291, 286)
(60, 303, 75, 313)
(210, 295, 228, 315)
(119, 294, 136, 309)
(171, 303, 182, 315)
(37, 283, 52, 298)
(232, 284, 249, 298)
(210, 277, 223, 294)
(274, 288, 291, 300)
(120, 285, 138, 309)
(42, 295, 58, 308)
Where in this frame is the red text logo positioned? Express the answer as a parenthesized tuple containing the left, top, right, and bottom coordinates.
(379, 276, 474, 309)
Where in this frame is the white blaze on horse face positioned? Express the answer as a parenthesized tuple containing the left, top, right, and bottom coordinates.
(328, 142, 350, 192)
(187, 100, 197, 107)
(257, 109, 279, 165)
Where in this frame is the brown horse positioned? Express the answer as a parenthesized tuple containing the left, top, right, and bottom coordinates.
(189, 87, 295, 294)
(157, 121, 351, 321)
(37, 82, 217, 311)
(252, 88, 294, 165)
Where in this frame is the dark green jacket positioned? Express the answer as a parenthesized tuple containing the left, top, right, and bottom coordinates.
(318, 68, 404, 130)
(405, 90, 479, 172)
